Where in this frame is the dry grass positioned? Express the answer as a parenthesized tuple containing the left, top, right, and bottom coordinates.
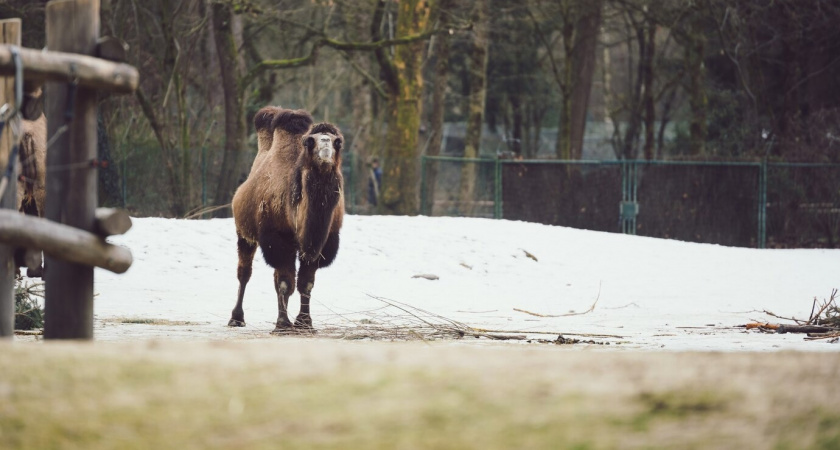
(1, 340, 839, 449)
(307, 295, 620, 343)
(100, 317, 206, 326)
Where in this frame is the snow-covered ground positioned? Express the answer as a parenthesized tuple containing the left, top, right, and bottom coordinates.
(88, 215, 838, 351)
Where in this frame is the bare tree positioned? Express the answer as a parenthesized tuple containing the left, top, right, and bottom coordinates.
(458, 0, 490, 211)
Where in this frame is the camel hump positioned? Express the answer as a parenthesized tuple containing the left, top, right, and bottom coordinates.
(254, 106, 283, 133)
(272, 109, 313, 135)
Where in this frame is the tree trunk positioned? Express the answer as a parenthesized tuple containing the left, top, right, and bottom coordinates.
(641, 20, 656, 160)
(211, 1, 246, 217)
(425, 0, 454, 215)
(459, 0, 489, 214)
(511, 95, 524, 157)
(379, 0, 432, 215)
(685, 16, 706, 157)
(555, 7, 574, 160)
(567, 0, 602, 160)
(620, 14, 645, 160)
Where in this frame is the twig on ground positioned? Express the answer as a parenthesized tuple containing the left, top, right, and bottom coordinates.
(469, 328, 625, 339)
(296, 294, 623, 343)
(411, 274, 439, 281)
(804, 331, 840, 341)
(514, 282, 601, 318)
(521, 249, 538, 262)
(776, 324, 835, 334)
(747, 289, 840, 342)
(605, 302, 639, 310)
(760, 310, 805, 324)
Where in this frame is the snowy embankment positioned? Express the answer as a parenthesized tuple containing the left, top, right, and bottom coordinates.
(91, 215, 838, 351)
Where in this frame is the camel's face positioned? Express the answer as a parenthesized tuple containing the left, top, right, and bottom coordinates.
(305, 133, 342, 166)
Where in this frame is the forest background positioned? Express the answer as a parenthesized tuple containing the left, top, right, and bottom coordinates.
(1, 0, 838, 243)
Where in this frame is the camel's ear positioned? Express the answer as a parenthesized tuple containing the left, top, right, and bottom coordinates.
(304, 136, 316, 152)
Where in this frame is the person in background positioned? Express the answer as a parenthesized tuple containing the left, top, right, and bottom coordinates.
(368, 157, 382, 206)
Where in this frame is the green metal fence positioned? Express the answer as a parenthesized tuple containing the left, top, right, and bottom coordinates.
(421, 156, 840, 249)
(110, 144, 839, 248)
(111, 146, 371, 217)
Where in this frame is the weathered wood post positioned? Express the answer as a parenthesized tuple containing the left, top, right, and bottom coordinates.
(44, 0, 100, 340)
(0, 19, 21, 339)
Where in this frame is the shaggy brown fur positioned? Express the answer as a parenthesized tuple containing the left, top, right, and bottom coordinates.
(229, 106, 345, 332)
(16, 85, 46, 278)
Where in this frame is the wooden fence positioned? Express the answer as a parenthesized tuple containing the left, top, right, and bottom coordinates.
(0, 0, 139, 340)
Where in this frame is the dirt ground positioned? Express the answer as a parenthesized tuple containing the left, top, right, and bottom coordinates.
(2, 336, 839, 449)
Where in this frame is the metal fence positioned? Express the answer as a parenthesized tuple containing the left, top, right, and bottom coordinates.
(421, 156, 840, 249)
(111, 146, 375, 217)
(110, 145, 839, 248)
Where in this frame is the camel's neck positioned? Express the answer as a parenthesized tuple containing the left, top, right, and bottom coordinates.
(303, 168, 341, 211)
(296, 167, 343, 259)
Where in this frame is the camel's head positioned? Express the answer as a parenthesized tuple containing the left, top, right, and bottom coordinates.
(304, 123, 343, 169)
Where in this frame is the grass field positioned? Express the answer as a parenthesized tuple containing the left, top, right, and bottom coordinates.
(1, 339, 839, 449)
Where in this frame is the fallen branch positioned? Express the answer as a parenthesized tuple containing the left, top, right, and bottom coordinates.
(514, 282, 601, 318)
(760, 310, 806, 325)
(183, 204, 231, 220)
(776, 324, 835, 334)
(743, 322, 780, 330)
(804, 331, 840, 341)
(469, 328, 625, 339)
(299, 294, 625, 343)
(748, 290, 840, 342)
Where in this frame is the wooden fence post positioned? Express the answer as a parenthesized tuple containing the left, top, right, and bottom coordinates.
(44, 0, 100, 340)
(0, 19, 21, 339)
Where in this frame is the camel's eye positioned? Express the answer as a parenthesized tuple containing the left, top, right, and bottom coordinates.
(333, 138, 342, 152)
(304, 136, 316, 152)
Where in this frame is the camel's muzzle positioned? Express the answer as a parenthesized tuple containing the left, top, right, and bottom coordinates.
(316, 136, 334, 164)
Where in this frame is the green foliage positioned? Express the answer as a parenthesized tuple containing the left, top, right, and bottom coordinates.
(14, 279, 44, 331)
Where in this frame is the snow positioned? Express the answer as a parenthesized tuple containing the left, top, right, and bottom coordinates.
(90, 215, 839, 351)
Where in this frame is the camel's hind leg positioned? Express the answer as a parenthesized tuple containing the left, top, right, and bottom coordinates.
(229, 235, 256, 327)
(260, 231, 298, 333)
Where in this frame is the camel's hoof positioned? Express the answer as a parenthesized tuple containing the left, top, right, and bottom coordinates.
(296, 327, 317, 335)
(228, 319, 246, 327)
(294, 316, 313, 329)
(270, 326, 295, 335)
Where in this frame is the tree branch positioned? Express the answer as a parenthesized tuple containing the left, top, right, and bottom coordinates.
(135, 87, 169, 152)
(239, 44, 320, 93)
(338, 51, 388, 99)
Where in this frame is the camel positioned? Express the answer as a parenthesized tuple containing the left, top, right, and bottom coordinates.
(229, 106, 344, 333)
(16, 84, 47, 278)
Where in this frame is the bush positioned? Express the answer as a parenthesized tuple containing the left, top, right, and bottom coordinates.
(15, 280, 44, 330)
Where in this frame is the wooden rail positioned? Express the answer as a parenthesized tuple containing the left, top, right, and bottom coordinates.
(0, 44, 138, 94)
(0, 210, 132, 274)
(0, 0, 139, 340)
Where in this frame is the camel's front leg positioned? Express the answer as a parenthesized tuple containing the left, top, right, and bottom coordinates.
(294, 261, 317, 330)
(259, 231, 297, 333)
(272, 269, 296, 332)
(229, 236, 256, 327)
